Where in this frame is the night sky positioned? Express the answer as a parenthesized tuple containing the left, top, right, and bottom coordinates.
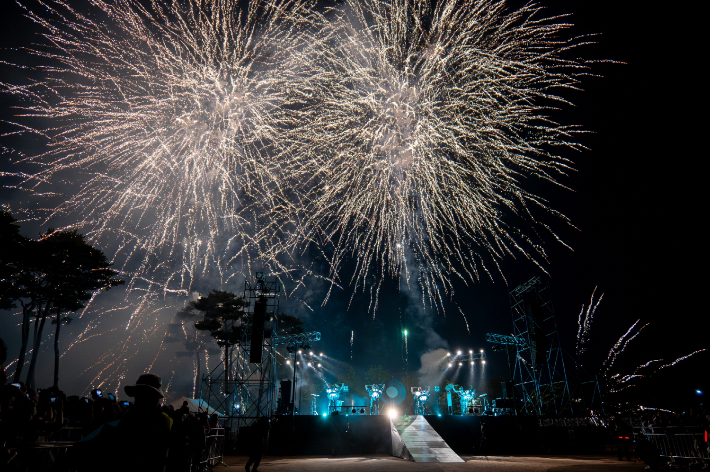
(1, 1, 705, 412)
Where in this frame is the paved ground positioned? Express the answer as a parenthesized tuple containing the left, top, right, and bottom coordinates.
(218, 455, 648, 471)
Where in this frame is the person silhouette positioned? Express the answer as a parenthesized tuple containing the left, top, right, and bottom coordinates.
(245, 416, 271, 472)
(114, 374, 173, 471)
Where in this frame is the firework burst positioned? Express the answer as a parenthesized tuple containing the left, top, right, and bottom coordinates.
(287, 0, 591, 310)
(1, 0, 324, 294)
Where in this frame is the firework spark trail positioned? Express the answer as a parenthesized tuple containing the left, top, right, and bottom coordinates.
(603, 319, 648, 379)
(577, 289, 706, 395)
(576, 287, 603, 356)
(607, 350, 707, 393)
(287, 0, 591, 310)
(457, 306, 471, 335)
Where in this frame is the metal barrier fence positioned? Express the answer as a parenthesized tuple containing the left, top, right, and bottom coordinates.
(636, 431, 710, 466)
(193, 427, 226, 471)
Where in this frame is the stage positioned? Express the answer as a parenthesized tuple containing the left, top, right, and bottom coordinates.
(242, 415, 611, 457)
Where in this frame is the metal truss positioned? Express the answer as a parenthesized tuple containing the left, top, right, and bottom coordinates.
(509, 277, 572, 417)
(199, 273, 281, 433)
(273, 331, 321, 346)
(485, 333, 527, 348)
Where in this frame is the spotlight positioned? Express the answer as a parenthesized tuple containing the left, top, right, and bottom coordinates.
(458, 362, 462, 366)
(298, 350, 302, 354)
(469, 349, 473, 354)
(388, 409, 398, 419)
(446, 352, 451, 357)
(286, 360, 290, 365)
(320, 352, 324, 357)
(318, 363, 322, 368)
(448, 363, 452, 368)
(470, 361, 474, 364)
(482, 360, 486, 364)
(457, 350, 462, 355)
(480, 349, 484, 352)
(307, 362, 312, 367)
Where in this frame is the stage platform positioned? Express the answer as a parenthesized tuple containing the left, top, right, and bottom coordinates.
(260, 415, 611, 457)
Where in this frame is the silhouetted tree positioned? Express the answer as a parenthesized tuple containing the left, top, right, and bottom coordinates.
(0, 210, 27, 311)
(42, 229, 123, 387)
(277, 313, 305, 335)
(166, 303, 217, 397)
(191, 290, 247, 383)
(1, 213, 123, 387)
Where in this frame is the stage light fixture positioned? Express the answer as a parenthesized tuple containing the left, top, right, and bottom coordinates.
(286, 360, 290, 365)
(318, 363, 322, 368)
(448, 363, 452, 368)
(458, 362, 462, 366)
(320, 352, 324, 357)
(298, 350, 302, 354)
(387, 408, 398, 419)
(307, 362, 312, 367)
(469, 350, 473, 354)
(446, 352, 451, 357)
(457, 350, 462, 355)
(482, 360, 486, 364)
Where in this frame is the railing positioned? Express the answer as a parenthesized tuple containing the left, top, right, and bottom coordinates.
(635, 430, 710, 467)
(4, 441, 74, 472)
(193, 427, 226, 471)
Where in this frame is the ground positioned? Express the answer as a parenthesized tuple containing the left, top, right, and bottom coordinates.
(219, 455, 648, 471)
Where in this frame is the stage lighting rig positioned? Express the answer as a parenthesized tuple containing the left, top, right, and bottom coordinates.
(445, 349, 486, 367)
(310, 394, 319, 415)
(277, 333, 322, 416)
(452, 385, 477, 415)
(366, 383, 385, 415)
(411, 387, 431, 415)
(325, 383, 347, 414)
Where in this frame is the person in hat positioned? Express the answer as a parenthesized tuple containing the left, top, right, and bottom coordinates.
(113, 373, 173, 472)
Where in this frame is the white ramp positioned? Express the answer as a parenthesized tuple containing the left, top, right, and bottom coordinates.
(392, 416, 464, 463)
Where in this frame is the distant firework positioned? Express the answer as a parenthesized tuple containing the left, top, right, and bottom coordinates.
(3, 0, 591, 305)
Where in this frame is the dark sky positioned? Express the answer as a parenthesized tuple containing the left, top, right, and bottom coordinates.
(1, 1, 705, 411)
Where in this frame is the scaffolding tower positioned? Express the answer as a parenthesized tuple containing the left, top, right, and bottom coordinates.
(509, 277, 572, 416)
(199, 273, 281, 433)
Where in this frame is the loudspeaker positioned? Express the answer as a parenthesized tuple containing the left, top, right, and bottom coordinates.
(278, 380, 292, 414)
(501, 381, 513, 399)
(250, 296, 266, 363)
(382, 379, 406, 405)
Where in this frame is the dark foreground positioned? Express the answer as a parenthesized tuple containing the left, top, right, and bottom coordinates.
(219, 455, 647, 471)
